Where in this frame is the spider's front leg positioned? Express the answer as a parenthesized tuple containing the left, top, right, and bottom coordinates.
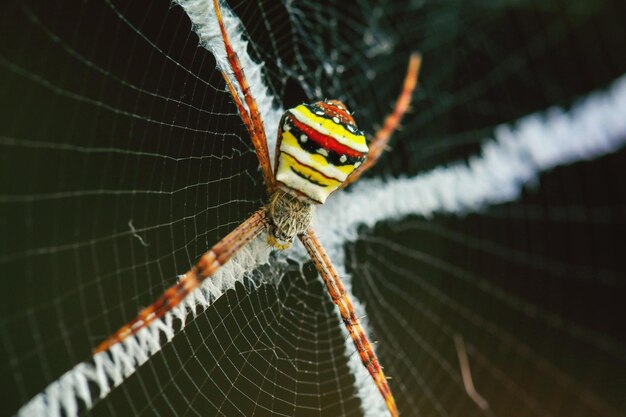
(300, 229, 400, 417)
(94, 209, 268, 354)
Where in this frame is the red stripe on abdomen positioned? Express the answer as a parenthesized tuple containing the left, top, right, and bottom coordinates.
(289, 116, 365, 158)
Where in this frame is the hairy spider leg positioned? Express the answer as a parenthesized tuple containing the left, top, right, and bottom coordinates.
(300, 229, 399, 417)
(223, 70, 254, 137)
(94, 209, 268, 354)
(213, 0, 275, 193)
(342, 52, 421, 187)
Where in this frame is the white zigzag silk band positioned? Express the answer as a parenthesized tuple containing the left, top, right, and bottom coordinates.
(316, 74, 626, 252)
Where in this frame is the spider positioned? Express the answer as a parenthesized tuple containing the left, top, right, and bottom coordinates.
(94, 1, 421, 416)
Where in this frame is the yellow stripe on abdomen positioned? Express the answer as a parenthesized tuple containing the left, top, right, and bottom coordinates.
(280, 131, 357, 181)
(278, 153, 340, 188)
(290, 105, 368, 152)
(275, 152, 343, 203)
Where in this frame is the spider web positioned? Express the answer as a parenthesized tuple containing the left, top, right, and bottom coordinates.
(1, 0, 626, 416)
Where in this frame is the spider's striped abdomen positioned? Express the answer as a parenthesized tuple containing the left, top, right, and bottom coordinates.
(274, 100, 368, 204)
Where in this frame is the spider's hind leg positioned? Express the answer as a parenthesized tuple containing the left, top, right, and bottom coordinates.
(212, 0, 275, 193)
(342, 52, 421, 187)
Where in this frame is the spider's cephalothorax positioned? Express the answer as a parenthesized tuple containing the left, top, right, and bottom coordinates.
(266, 188, 313, 249)
(274, 100, 368, 204)
(266, 100, 368, 249)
